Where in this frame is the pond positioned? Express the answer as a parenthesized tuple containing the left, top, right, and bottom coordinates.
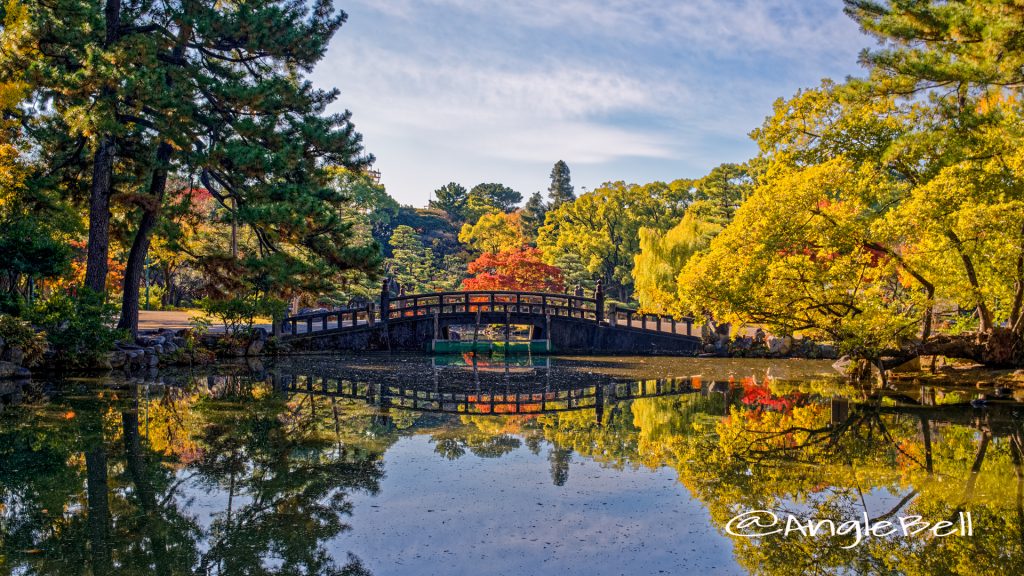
(1, 354, 1021, 575)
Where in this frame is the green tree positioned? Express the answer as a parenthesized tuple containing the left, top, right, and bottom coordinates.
(385, 225, 436, 293)
(429, 182, 470, 222)
(548, 160, 575, 207)
(466, 183, 522, 221)
(632, 211, 720, 317)
(538, 181, 688, 300)
(520, 191, 548, 241)
(458, 211, 525, 254)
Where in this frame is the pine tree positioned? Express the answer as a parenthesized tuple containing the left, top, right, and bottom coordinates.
(466, 183, 522, 220)
(1, 0, 377, 337)
(429, 182, 469, 222)
(385, 225, 435, 293)
(548, 160, 575, 207)
(520, 191, 548, 241)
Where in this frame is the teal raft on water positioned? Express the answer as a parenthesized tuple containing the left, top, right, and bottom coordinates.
(431, 339, 549, 354)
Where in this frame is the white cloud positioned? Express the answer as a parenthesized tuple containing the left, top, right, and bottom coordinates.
(318, 42, 684, 163)
(321, 0, 866, 203)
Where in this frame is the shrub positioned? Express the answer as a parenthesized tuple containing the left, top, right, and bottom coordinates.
(31, 289, 127, 368)
(0, 314, 47, 366)
(199, 294, 284, 336)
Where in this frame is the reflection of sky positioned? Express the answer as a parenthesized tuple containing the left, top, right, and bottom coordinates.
(336, 436, 742, 576)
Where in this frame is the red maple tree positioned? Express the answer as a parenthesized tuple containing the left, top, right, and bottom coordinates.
(461, 247, 564, 292)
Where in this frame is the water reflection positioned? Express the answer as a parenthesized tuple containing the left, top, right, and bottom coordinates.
(2, 356, 1023, 575)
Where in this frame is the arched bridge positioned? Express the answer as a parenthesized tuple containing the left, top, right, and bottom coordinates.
(278, 284, 703, 355)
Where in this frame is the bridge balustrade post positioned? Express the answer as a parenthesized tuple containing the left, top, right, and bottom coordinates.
(626, 309, 632, 328)
(656, 315, 661, 332)
(322, 313, 329, 331)
(379, 277, 391, 326)
(306, 317, 313, 333)
(595, 280, 604, 324)
(367, 302, 375, 327)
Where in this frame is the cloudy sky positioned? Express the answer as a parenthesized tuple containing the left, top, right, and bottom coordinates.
(312, 0, 872, 206)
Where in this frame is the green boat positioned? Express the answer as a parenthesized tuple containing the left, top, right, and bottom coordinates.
(430, 339, 549, 354)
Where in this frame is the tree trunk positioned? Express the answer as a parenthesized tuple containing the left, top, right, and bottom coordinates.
(85, 443, 111, 575)
(945, 230, 994, 332)
(118, 141, 173, 338)
(83, 0, 122, 294)
(84, 136, 116, 293)
(118, 15, 188, 338)
(123, 408, 172, 576)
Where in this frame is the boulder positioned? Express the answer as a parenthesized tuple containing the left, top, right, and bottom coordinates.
(832, 355, 854, 375)
(109, 350, 128, 369)
(779, 336, 794, 356)
(246, 338, 265, 356)
(7, 347, 24, 366)
(0, 361, 21, 379)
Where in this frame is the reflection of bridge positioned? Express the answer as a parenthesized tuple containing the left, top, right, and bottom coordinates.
(279, 284, 703, 355)
(272, 359, 724, 421)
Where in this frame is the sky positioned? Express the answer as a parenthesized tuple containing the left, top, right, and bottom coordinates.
(312, 0, 873, 207)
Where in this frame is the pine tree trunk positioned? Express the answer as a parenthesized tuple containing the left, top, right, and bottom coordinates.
(83, 0, 122, 294)
(84, 136, 115, 293)
(118, 141, 172, 338)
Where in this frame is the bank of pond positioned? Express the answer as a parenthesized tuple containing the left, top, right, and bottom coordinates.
(1, 355, 1022, 575)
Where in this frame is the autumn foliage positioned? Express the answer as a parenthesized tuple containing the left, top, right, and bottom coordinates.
(461, 247, 564, 292)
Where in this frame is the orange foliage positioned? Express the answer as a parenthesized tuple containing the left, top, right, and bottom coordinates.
(461, 247, 564, 292)
(42, 240, 125, 294)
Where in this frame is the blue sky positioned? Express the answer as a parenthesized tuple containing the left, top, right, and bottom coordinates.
(313, 1, 872, 206)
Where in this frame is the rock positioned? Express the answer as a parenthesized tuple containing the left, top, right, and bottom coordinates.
(768, 338, 783, 355)
(154, 336, 166, 345)
(246, 338, 265, 356)
(779, 336, 794, 356)
(172, 337, 186, 347)
(7, 347, 24, 366)
(0, 361, 20, 378)
(164, 342, 177, 354)
(832, 355, 854, 375)
(153, 344, 164, 355)
(109, 350, 128, 369)
(144, 346, 156, 355)
(888, 356, 921, 373)
(147, 353, 159, 367)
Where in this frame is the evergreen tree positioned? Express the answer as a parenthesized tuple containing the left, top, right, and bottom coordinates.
(1, 0, 377, 337)
(429, 182, 469, 222)
(520, 191, 548, 241)
(385, 225, 434, 293)
(466, 183, 521, 220)
(548, 160, 575, 207)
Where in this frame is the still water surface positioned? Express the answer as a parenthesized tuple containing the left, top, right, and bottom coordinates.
(1, 355, 1021, 575)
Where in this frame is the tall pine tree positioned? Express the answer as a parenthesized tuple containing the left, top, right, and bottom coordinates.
(548, 160, 575, 207)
